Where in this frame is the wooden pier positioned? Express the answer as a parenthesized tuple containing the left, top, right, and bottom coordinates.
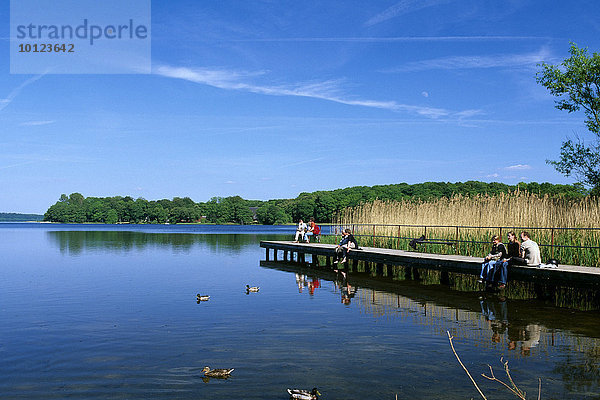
(260, 241, 600, 287)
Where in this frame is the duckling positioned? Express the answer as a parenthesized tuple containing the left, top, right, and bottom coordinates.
(287, 388, 321, 400)
(201, 366, 234, 378)
(246, 285, 259, 292)
(196, 294, 210, 301)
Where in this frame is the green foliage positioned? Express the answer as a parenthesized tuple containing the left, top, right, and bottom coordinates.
(105, 209, 119, 224)
(256, 202, 291, 225)
(537, 42, 600, 190)
(0, 213, 44, 222)
(42, 181, 587, 225)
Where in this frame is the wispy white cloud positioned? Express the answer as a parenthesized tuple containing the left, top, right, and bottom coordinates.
(365, 0, 454, 27)
(281, 157, 326, 169)
(19, 120, 55, 126)
(0, 74, 45, 112)
(228, 36, 549, 43)
(386, 48, 553, 72)
(504, 164, 532, 170)
(155, 65, 474, 119)
(0, 161, 39, 170)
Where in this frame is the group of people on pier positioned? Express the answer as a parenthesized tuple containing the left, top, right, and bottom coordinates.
(291, 221, 554, 290)
(293, 218, 321, 243)
(479, 231, 544, 289)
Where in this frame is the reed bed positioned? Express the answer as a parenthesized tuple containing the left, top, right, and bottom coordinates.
(332, 192, 600, 267)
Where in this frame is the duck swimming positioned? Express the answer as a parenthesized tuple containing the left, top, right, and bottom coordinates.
(196, 294, 210, 301)
(201, 366, 234, 378)
(287, 388, 321, 400)
(246, 285, 259, 292)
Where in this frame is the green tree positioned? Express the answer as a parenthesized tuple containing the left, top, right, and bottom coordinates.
(106, 209, 119, 224)
(147, 204, 168, 223)
(536, 43, 600, 192)
(221, 196, 254, 224)
(256, 203, 290, 224)
(314, 193, 336, 222)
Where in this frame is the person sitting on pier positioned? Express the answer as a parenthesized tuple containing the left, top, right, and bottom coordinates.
(334, 228, 359, 264)
(304, 218, 320, 243)
(478, 235, 507, 284)
(294, 219, 307, 243)
(304, 218, 321, 243)
(495, 231, 521, 289)
(508, 231, 541, 268)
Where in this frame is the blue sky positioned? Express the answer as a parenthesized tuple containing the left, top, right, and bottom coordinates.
(2, 0, 600, 213)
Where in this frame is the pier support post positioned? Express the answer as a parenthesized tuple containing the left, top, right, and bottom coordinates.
(385, 265, 393, 277)
(311, 254, 319, 267)
(266, 248, 270, 261)
(284, 251, 288, 262)
(441, 270, 450, 285)
(326, 256, 331, 267)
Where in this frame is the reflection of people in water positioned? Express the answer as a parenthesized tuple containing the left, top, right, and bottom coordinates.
(295, 274, 320, 295)
(484, 307, 538, 356)
(480, 296, 508, 344)
(521, 324, 541, 356)
(308, 278, 320, 296)
(295, 273, 306, 293)
(335, 270, 356, 304)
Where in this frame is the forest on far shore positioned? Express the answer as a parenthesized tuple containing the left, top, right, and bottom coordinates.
(0, 213, 44, 222)
(41, 181, 588, 225)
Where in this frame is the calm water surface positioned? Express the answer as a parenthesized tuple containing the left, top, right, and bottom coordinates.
(1, 224, 599, 399)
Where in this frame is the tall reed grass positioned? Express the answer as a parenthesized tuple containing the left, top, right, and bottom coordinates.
(332, 192, 600, 267)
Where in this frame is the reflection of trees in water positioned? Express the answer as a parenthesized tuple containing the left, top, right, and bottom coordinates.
(262, 260, 600, 362)
(354, 287, 600, 360)
(47, 231, 284, 255)
(553, 349, 600, 394)
(335, 259, 600, 311)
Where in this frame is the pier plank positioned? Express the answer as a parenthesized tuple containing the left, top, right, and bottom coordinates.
(260, 241, 600, 287)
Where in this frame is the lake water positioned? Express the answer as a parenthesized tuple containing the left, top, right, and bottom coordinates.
(1, 223, 599, 399)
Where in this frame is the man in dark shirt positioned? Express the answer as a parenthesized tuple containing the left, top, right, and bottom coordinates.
(334, 228, 359, 263)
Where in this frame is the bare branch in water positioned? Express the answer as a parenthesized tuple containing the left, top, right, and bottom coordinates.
(446, 331, 488, 400)
(447, 331, 542, 400)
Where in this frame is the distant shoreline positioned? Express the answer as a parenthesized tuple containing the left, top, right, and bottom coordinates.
(0, 212, 44, 222)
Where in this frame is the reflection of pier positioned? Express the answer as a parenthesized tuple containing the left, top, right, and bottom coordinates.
(260, 241, 600, 287)
(260, 260, 600, 359)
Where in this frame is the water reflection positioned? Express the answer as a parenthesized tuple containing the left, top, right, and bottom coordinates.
(47, 230, 285, 255)
(294, 274, 322, 296)
(277, 260, 600, 392)
(334, 271, 356, 305)
(261, 261, 600, 360)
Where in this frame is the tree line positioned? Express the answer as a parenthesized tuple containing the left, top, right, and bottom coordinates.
(0, 212, 44, 222)
(43, 181, 587, 224)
